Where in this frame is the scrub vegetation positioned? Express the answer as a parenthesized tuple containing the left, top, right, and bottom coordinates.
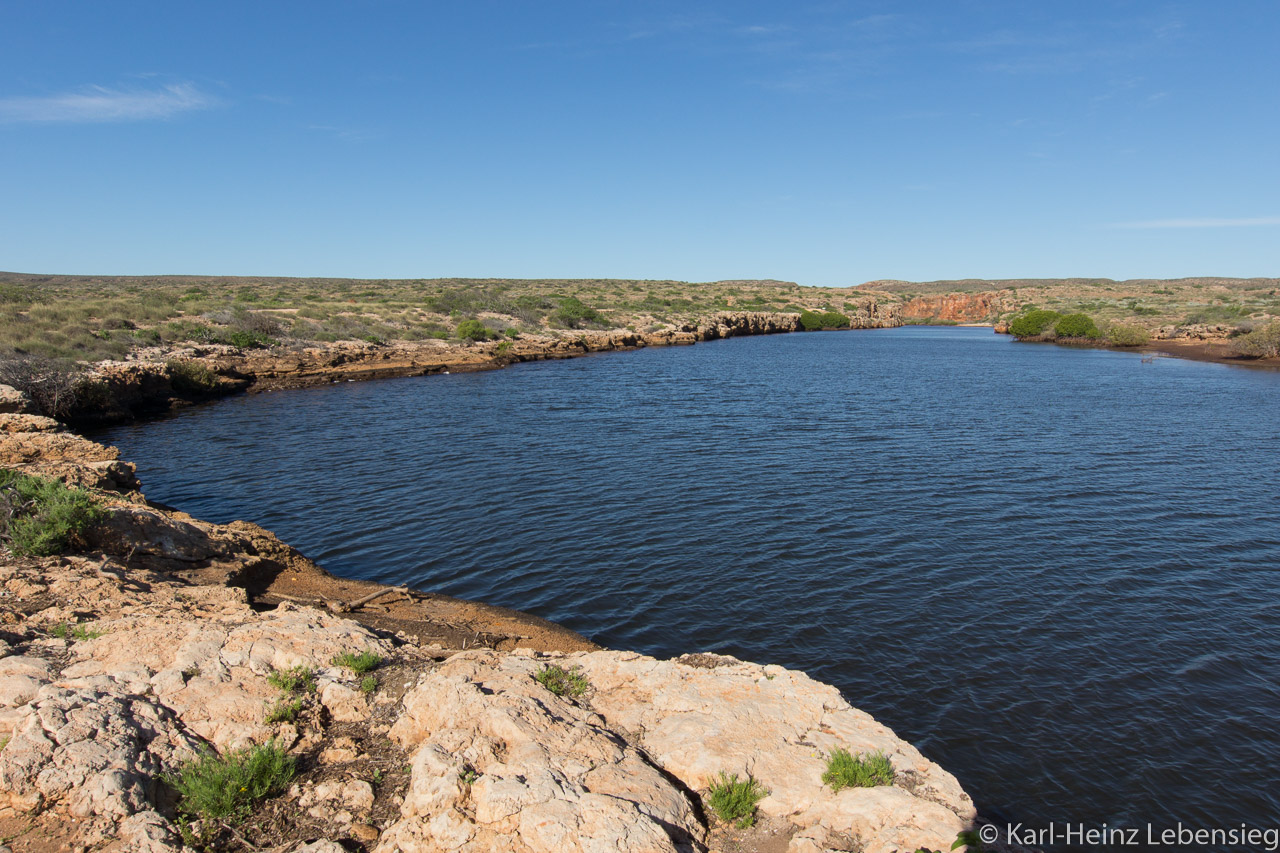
(0, 469, 104, 556)
(165, 740, 296, 822)
(0, 272, 826, 365)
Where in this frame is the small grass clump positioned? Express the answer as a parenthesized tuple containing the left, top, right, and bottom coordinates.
(0, 469, 104, 556)
(706, 771, 769, 828)
(264, 697, 303, 724)
(822, 748, 895, 791)
(534, 663, 589, 697)
(359, 675, 378, 694)
(331, 650, 382, 673)
(165, 740, 296, 822)
(266, 665, 316, 694)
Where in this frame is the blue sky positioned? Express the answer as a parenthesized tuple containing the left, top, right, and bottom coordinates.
(1, 1, 1276, 286)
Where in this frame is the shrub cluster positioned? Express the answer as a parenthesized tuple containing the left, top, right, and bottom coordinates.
(1008, 309, 1062, 339)
(0, 470, 104, 556)
(165, 740, 296, 822)
(1231, 320, 1280, 358)
(1106, 323, 1151, 347)
(799, 309, 851, 331)
(456, 319, 497, 342)
(550, 296, 601, 329)
(166, 360, 220, 395)
(1053, 313, 1100, 339)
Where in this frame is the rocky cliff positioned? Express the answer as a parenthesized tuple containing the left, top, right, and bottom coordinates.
(901, 293, 1010, 325)
(0, 395, 976, 853)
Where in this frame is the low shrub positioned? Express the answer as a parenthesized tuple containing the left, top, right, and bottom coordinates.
(534, 663, 589, 697)
(165, 740, 296, 822)
(456, 319, 494, 342)
(0, 470, 104, 556)
(1231, 320, 1280, 358)
(1008, 310, 1062, 339)
(822, 748, 895, 791)
(331, 650, 382, 673)
(799, 309, 851, 331)
(166, 360, 219, 395)
(1107, 323, 1150, 347)
(360, 675, 377, 694)
(550, 296, 600, 329)
(1053, 313, 1100, 339)
(224, 329, 276, 349)
(706, 771, 769, 828)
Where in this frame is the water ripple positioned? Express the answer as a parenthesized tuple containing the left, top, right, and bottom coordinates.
(96, 327, 1280, 848)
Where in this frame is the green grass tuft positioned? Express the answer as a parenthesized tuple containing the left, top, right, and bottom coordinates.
(706, 771, 769, 828)
(266, 665, 316, 694)
(165, 740, 296, 822)
(533, 663, 589, 697)
(822, 748, 895, 791)
(264, 697, 303, 724)
(359, 675, 377, 694)
(331, 650, 382, 673)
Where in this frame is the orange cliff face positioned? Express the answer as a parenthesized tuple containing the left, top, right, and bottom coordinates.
(901, 292, 1011, 324)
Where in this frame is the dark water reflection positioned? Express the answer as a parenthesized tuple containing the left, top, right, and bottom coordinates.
(97, 328, 1280, 848)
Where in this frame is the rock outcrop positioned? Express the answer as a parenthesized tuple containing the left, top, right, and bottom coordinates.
(902, 293, 1011, 324)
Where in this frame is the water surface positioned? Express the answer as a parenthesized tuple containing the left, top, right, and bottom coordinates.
(97, 328, 1280, 848)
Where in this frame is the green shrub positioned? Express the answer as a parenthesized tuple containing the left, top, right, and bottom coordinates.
(534, 663, 589, 697)
(1053, 313, 1100, 339)
(456, 319, 493, 341)
(822, 748, 895, 791)
(799, 309, 851, 331)
(550, 296, 600, 329)
(706, 772, 769, 828)
(360, 675, 377, 694)
(331, 650, 381, 673)
(264, 697, 302, 724)
(1107, 323, 1150, 347)
(165, 740, 296, 822)
(266, 665, 316, 694)
(0, 470, 104, 556)
(1231, 320, 1280, 358)
(1008, 310, 1062, 339)
(166, 360, 219, 395)
(225, 329, 275, 349)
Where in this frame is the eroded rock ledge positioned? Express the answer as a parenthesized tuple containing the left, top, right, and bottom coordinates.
(0, 409, 974, 852)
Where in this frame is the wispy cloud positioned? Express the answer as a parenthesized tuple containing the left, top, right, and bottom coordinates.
(0, 82, 215, 123)
(1111, 217, 1280, 229)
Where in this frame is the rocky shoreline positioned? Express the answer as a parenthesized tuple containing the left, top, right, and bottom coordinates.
(0, 386, 978, 852)
(59, 311, 904, 425)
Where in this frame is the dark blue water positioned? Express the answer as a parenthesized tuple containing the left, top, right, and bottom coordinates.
(97, 328, 1280, 847)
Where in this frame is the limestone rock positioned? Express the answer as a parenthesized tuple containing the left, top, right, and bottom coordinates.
(380, 651, 705, 853)
(574, 650, 974, 853)
(0, 385, 35, 415)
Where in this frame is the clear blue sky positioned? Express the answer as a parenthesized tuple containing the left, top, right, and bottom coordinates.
(2, 1, 1277, 286)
